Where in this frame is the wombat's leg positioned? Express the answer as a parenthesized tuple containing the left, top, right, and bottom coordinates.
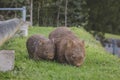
(57, 52, 67, 63)
(29, 53, 33, 59)
(56, 42, 67, 63)
(32, 47, 40, 60)
(32, 54, 40, 60)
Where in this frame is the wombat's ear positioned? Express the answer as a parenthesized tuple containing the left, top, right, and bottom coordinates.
(79, 40, 85, 46)
(82, 40, 85, 45)
(67, 40, 73, 48)
(39, 40, 45, 45)
(51, 38, 54, 43)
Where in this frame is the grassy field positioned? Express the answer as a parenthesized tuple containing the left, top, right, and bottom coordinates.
(0, 27, 120, 80)
(105, 33, 120, 39)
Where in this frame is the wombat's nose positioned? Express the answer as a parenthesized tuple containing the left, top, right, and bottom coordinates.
(48, 55, 54, 60)
(76, 63, 81, 67)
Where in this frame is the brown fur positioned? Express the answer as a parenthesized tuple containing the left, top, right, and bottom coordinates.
(26, 34, 55, 60)
(49, 27, 85, 67)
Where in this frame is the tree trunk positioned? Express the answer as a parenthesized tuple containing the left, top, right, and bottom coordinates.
(57, 5, 60, 27)
(37, 2, 40, 26)
(57, 0, 63, 27)
(30, 0, 33, 26)
(65, 0, 68, 27)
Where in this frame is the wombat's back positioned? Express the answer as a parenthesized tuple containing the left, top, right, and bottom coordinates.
(49, 27, 76, 39)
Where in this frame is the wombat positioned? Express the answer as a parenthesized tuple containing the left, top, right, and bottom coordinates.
(26, 34, 55, 60)
(49, 27, 85, 67)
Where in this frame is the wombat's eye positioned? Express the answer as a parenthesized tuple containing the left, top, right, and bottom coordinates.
(71, 55, 76, 59)
(45, 51, 48, 54)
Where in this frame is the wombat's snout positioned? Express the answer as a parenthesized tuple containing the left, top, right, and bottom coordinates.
(47, 54, 54, 60)
(76, 63, 81, 67)
(75, 58, 84, 67)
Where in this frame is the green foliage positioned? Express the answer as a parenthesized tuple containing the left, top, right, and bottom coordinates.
(0, 27, 120, 80)
(85, 0, 120, 34)
(1, 0, 120, 34)
(0, 0, 86, 27)
(67, 0, 87, 26)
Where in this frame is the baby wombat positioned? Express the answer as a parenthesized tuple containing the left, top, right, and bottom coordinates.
(49, 27, 85, 67)
(26, 34, 55, 60)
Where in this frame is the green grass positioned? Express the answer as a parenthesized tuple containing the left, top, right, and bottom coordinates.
(0, 27, 120, 80)
(105, 33, 120, 39)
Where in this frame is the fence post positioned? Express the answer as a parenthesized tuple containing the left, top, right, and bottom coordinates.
(22, 6, 26, 21)
(112, 39, 116, 55)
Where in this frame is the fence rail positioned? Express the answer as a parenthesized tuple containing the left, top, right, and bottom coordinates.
(0, 7, 26, 21)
